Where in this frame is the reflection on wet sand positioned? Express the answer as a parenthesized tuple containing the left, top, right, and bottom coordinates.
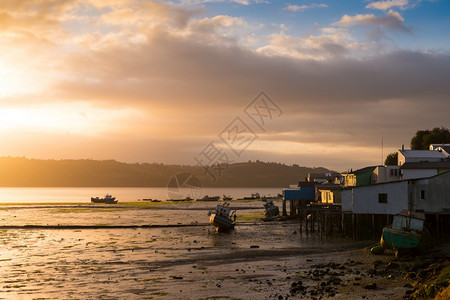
(0, 200, 369, 299)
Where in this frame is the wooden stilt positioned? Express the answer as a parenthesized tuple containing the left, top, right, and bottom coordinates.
(352, 214, 356, 240)
(306, 207, 309, 235)
(436, 214, 440, 239)
(371, 214, 375, 240)
(299, 208, 303, 234)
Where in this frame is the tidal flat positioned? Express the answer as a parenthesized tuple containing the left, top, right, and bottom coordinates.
(0, 201, 448, 299)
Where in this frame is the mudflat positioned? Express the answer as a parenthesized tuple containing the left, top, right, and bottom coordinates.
(0, 202, 448, 299)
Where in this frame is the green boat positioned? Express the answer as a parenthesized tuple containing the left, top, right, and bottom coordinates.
(380, 210, 428, 255)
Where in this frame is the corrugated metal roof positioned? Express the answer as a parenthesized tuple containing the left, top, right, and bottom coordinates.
(399, 149, 447, 158)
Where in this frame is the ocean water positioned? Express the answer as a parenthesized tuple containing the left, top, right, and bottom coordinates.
(0, 187, 283, 203)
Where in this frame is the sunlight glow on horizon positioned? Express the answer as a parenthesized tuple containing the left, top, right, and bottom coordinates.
(0, 104, 144, 136)
(0, 0, 448, 170)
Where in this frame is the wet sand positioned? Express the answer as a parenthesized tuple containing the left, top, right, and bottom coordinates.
(0, 201, 448, 299)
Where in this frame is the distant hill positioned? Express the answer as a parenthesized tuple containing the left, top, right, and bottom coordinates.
(0, 157, 331, 187)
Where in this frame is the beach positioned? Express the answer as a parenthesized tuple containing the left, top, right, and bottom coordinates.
(0, 200, 448, 299)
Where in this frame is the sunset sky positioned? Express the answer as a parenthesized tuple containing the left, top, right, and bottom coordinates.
(1, 0, 449, 171)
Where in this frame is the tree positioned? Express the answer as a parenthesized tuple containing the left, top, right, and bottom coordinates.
(410, 127, 450, 150)
(384, 152, 398, 165)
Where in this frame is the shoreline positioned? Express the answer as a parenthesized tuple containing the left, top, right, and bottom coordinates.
(0, 201, 448, 299)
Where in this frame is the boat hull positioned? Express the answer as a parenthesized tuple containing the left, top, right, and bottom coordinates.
(380, 227, 422, 250)
(209, 213, 235, 232)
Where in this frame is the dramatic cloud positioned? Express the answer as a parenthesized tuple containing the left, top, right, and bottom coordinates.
(1, 0, 449, 171)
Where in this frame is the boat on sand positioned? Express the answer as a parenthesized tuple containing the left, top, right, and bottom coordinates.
(262, 199, 280, 221)
(208, 202, 236, 232)
(91, 194, 118, 204)
(375, 210, 429, 256)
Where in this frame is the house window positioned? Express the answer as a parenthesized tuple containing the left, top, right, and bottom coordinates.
(390, 169, 394, 176)
(378, 193, 388, 203)
(421, 190, 425, 200)
(394, 169, 398, 176)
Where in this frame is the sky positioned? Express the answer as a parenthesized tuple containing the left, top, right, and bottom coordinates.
(0, 0, 449, 172)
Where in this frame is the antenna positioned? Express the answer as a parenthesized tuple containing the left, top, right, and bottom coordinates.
(381, 136, 384, 165)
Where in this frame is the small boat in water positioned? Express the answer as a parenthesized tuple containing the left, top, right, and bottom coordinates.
(378, 210, 429, 256)
(243, 193, 261, 200)
(140, 199, 161, 202)
(208, 202, 236, 232)
(222, 195, 233, 201)
(91, 194, 118, 204)
(198, 195, 220, 201)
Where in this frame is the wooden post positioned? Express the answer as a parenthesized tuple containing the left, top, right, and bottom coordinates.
(319, 210, 323, 239)
(299, 208, 303, 234)
(371, 214, 375, 240)
(282, 198, 287, 216)
(314, 209, 318, 233)
(352, 214, 356, 240)
(436, 214, 440, 239)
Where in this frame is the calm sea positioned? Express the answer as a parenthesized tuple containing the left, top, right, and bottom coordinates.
(0, 187, 284, 203)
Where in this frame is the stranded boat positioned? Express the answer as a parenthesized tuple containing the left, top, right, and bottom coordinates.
(262, 199, 280, 220)
(91, 194, 118, 204)
(377, 210, 429, 256)
(208, 202, 236, 232)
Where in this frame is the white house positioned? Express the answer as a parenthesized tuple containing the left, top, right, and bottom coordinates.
(371, 165, 401, 184)
(342, 171, 450, 214)
(397, 149, 449, 180)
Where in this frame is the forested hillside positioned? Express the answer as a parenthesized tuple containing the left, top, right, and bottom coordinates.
(0, 157, 330, 187)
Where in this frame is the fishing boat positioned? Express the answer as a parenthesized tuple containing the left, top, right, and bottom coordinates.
(208, 202, 236, 232)
(91, 194, 118, 204)
(262, 199, 279, 220)
(198, 195, 220, 201)
(378, 210, 429, 256)
(222, 195, 233, 201)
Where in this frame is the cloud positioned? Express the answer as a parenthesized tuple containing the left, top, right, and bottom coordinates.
(335, 10, 408, 31)
(1, 0, 450, 170)
(366, 0, 410, 10)
(257, 28, 355, 60)
(283, 3, 328, 12)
